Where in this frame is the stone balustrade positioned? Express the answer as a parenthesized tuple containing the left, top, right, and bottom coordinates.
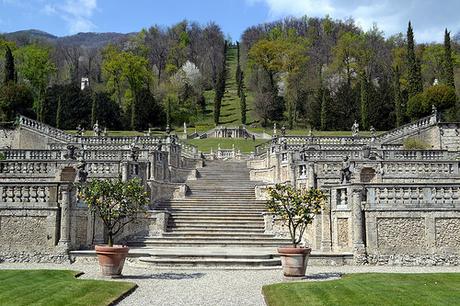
(375, 114, 436, 144)
(0, 161, 56, 175)
(0, 182, 59, 205)
(365, 183, 460, 208)
(1, 149, 62, 160)
(19, 116, 76, 143)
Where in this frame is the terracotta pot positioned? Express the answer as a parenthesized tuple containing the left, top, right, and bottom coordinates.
(95, 245, 129, 277)
(277, 246, 311, 277)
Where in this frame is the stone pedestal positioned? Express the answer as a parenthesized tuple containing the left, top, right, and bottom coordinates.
(57, 185, 71, 251)
(352, 187, 366, 263)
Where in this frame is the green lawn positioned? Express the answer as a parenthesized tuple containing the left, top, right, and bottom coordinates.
(185, 138, 266, 153)
(0, 270, 136, 306)
(263, 273, 460, 306)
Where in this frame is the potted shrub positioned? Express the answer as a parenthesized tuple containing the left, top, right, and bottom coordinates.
(266, 184, 326, 277)
(78, 178, 148, 277)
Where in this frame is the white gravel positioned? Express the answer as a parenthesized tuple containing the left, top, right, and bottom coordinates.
(1, 262, 459, 306)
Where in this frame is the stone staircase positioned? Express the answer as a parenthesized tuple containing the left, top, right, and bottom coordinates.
(129, 160, 291, 267)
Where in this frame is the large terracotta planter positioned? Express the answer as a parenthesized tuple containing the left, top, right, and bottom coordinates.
(277, 246, 311, 277)
(95, 245, 129, 277)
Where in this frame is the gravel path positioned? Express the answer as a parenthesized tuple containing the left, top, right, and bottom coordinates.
(1, 262, 459, 306)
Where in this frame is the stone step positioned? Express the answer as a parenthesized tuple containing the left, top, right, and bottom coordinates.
(131, 240, 285, 247)
(156, 209, 267, 214)
(137, 257, 281, 268)
(169, 224, 264, 230)
(139, 237, 290, 243)
(170, 216, 263, 221)
(161, 232, 277, 238)
(155, 211, 264, 217)
(170, 228, 266, 233)
(168, 220, 264, 226)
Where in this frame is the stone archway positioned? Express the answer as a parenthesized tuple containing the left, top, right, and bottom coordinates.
(360, 167, 376, 183)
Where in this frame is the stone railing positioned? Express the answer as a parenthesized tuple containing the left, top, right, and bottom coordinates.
(365, 183, 460, 208)
(18, 116, 76, 143)
(0, 182, 60, 205)
(375, 113, 437, 144)
(177, 140, 198, 159)
(382, 161, 459, 177)
(0, 149, 63, 160)
(383, 150, 456, 160)
(0, 161, 57, 176)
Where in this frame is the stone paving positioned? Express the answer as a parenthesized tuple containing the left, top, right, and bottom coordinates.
(1, 262, 459, 306)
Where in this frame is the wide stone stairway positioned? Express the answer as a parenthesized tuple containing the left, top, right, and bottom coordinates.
(131, 160, 291, 268)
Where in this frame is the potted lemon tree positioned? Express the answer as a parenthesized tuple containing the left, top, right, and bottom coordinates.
(78, 178, 148, 277)
(267, 184, 326, 277)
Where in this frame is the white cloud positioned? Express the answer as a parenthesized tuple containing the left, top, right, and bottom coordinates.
(247, 0, 460, 42)
(44, 0, 98, 34)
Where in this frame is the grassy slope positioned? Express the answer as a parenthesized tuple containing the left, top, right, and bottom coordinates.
(0, 270, 136, 306)
(263, 273, 460, 306)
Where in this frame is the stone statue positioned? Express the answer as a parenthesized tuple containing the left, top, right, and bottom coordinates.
(340, 156, 352, 184)
(352, 121, 359, 137)
(76, 124, 84, 137)
(93, 121, 101, 137)
(273, 123, 277, 135)
(130, 143, 140, 162)
(103, 127, 108, 137)
(76, 162, 88, 183)
(281, 125, 286, 137)
(370, 126, 376, 142)
(183, 122, 187, 134)
(64, 144, 77, 160)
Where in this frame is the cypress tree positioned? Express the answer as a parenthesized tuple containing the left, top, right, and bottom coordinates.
(91, 93, 98, 126)
(214, 41, 227, 125)
(4, 46, 15, 85)
(407, 21, 423, 98)
(320, 87, 328, 130)
(360, 73, 369, 129)
(394, 66, 403, 127)
(55, 96, 62, 129)
(240, 90, 246, 125)
(443, 29, 455, 89)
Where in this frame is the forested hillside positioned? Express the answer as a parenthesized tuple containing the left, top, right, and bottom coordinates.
(0, 17, 459, 132)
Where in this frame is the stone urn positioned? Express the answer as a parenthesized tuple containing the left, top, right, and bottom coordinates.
(277, 246, 311, 277)
(95, 245, 129, 277)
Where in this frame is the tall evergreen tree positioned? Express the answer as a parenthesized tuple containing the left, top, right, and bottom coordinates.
(91, 93, 98, 126)
(407, 21, 423, 98)
(4, 46, 15, 85)
(360, 73, 369, 129)
(394, 66, 403, 127)
(442, 29, 455, 89)
(320, 87, 328, 130)
(55, 96, 62, 129)
(214, 41, 227, 125)
(240, 89, 247, 125)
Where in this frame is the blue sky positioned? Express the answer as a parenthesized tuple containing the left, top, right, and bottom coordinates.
(1, 0, 460, 42)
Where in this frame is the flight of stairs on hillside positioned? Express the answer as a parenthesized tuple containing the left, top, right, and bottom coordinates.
(129, 160, 291, 267)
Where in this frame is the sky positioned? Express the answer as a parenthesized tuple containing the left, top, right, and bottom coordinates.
(0, 0, 459, 42)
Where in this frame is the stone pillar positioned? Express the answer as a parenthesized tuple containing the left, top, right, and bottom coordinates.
(121, 161, 129, 182)
(289, 153, 296, 186)
(263, 212, 274, 234)
(307, 163, 316, 188)
(352, 187, 366, 263)
(321, 190, 332, 252)
(58, 185, 71, 250)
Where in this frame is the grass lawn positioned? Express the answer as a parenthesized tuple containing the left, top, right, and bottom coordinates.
(185, 138, 267, 153)
(262, 273, 460, 306)
(0, 270, 136, 306)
